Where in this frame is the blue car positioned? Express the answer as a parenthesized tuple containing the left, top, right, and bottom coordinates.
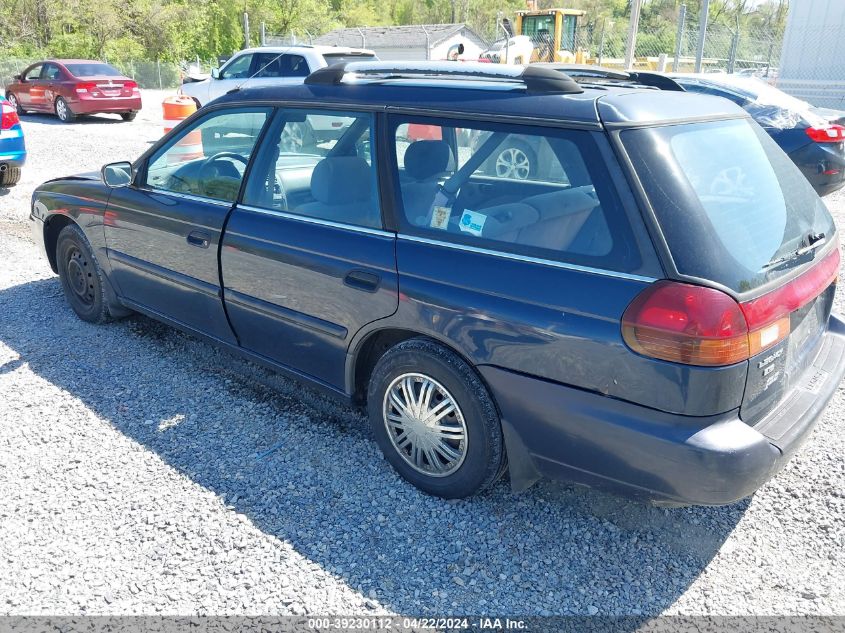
(30, 62, 845, 505)
(0, 94, 26, 187)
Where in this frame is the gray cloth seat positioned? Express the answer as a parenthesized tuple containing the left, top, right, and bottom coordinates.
(400, 140, 453, 223)
(475, 186, 600, 251)
(296, 156, 379, 227)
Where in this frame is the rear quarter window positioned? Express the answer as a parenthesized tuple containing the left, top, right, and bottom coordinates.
(390, 117, 656, 275)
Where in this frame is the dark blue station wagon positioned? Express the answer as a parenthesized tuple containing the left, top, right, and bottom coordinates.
(31, 62, 845, 505)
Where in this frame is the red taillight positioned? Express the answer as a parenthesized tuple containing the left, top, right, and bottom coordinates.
(622, 282, 750, 366)
(123, 80, 138, 90)
(75, 82, 97, 93)
(1, 101, 19, 129)
(806, 124, 845, 143)
(623, 247, 840, 366)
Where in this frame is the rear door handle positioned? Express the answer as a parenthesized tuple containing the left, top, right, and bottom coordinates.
(186, 231, 210, 249)
(344, 270, 380, 292)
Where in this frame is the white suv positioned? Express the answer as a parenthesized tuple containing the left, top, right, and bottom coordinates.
(179, 46, 376, 108)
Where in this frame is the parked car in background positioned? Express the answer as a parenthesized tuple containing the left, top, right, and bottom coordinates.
(480, 35, 534, 65)
(5, 60, 141, 123)
(0, 94, 26, 186)
(178, 46, 377, 108)
(31, 62, 844, 506)
(670, 73, 845, 197)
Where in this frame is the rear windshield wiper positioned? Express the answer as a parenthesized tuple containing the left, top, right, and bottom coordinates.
(762, 232, 826, 271)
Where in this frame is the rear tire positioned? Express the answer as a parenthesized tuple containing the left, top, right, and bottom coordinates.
(55, 97, 75, 123)
(0, 166, 21, 187)
(367, 338, 506, 498)
(56, 224, 113, 324)
(121, 111, 137, 122)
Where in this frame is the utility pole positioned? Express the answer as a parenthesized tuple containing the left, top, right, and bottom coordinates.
(624, 0, 643, 70)
(695, 0, 710, 73)
(243, 12, 250, 49)
(673, 4, 686, 72)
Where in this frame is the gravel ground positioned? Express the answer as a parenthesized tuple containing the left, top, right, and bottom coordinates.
(0, 90, 844, 617)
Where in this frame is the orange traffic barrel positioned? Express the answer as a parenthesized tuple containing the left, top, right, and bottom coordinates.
(162, 95, 202, 163)
(162, 95, 197, 133)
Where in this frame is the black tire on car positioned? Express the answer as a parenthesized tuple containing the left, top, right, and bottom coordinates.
(121, 111, 137, 122)
(367, 338, 506, 499)
(5, 92, 24, 115)
(493, 139, 537, 180)
(0, 166, 21, 187)
(55, 97, 75, 123)
(56, 224, 113, 324)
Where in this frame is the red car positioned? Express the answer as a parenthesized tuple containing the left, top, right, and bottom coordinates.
(5, 59, 141, 123)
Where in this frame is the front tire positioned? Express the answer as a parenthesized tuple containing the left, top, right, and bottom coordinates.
(56, 224, 112, 324)
(367, 338, 506, 498)
(55, 97, 75, 123)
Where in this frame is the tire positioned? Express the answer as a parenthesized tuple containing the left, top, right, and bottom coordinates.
(493, 140, 537, 180)
(121, 111, 137, 122)
(54, 97, 75, 123)
(367, 338, 506, 498)
(5, 92, 24, 115)
(0, 166, 21, 187)
(56, 224, 113, 324)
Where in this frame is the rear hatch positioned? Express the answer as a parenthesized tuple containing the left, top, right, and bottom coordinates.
(619, 115, 839, 424)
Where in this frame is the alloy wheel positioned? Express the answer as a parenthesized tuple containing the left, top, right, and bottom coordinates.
(495, 146, 531, 180)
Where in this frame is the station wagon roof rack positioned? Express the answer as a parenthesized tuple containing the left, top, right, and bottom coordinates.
(304, 61, 584, 94)
(534, 64, 685, 92)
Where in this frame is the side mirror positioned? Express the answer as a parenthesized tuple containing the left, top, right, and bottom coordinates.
(210, 67, 220, 79)
(13, 74, 22, 81)
(101, 161, 133, 188)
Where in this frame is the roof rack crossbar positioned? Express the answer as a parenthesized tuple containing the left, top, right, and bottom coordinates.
(536, 64, 684, 92)
(304, 61, 584, 94)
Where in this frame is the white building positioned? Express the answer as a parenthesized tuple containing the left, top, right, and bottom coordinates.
(313, 24, 488, 62)
(778, 0, 845, 108)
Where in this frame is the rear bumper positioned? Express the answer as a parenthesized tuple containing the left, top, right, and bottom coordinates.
(480, 314, 845, 506)
(69, 96, 142, 114)
(0, 128, 27, 167)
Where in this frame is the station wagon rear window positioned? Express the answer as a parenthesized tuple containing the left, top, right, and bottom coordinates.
(622, 118, 835, 292)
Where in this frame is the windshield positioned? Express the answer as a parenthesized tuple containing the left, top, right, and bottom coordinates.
(65, 63, 122, 77)
(622, 118, 835, 293)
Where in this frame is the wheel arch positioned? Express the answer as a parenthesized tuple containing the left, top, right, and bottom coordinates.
(43, 214, 77, 273)
(348, 327, 482, 406)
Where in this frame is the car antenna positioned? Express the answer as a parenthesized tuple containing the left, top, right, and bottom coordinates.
(227, 49, 290, 95)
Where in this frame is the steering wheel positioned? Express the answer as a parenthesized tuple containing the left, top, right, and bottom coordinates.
(198, 152, 249, 180)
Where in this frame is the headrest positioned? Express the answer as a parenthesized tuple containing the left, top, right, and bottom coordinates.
(404, 140, 451, 181)
(311, 157, 372, 204)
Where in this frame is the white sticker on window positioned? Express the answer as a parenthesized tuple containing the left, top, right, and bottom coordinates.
(459, 210, 487, 237)
(430, 206, 451, 230)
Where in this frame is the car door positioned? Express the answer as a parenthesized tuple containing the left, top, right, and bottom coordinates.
(39, 63, 63, 109)
(17, 64, 43, 109)
(103, 106, 273, 342)
(221, 108, 398, 390)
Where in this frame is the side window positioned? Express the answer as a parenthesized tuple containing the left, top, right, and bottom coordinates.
(281, 55, 310, 77)
(41, 64, 62, 80)
(24, 65, 42, 81)
(243, 109, 380, 229)
(252, 53, 284, 78)
(220, 54, 253, 79)
(145, 108, 271, 203)
(392, 118, 639, 272)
